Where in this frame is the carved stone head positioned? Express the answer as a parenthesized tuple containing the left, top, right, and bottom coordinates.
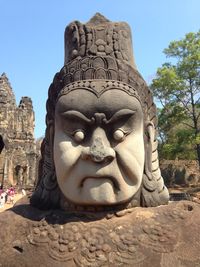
(31, 13, 169, 210)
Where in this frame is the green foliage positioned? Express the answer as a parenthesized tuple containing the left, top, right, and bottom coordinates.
(151, 30, 200, 163)
(159, 128, 196, 160)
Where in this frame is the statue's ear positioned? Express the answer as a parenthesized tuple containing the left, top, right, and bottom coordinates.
(46, 119, 55, 167)
(49, 123, 54, 162)
(144, 121, 155, 177)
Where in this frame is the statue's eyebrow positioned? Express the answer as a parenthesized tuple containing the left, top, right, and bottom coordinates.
(106, 109, 136, 124)
(60, 110, 93, 124)
(60, 109, 136, 125)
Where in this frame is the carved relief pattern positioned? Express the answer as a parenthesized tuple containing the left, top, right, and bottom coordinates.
(28, 221, 83, 262)
(75, 224, 112, 267)
(110, 221, 146, 265)
(65, 16, 133, 66)
(139, 222, 178, 253)
(27, 212, 182, 266)
(57, 80, 141, 103)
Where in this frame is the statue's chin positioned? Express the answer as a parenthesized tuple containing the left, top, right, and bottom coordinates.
(81, 178, 117, 204)
(60, 177, 139, 206)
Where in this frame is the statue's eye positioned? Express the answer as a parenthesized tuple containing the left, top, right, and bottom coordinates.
(113, 129, 125, 142)
(73, 130, 85, 142)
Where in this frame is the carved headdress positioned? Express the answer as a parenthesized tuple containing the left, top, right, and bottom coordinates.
(31, 13, 169, 209)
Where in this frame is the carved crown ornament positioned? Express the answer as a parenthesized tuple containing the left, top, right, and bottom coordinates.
(64, 13, 136, 69)
(57, 80, 141, 103)
(49, 13, 154, 122)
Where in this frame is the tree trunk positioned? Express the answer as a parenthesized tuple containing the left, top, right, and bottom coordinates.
(196, 143, 200, 169)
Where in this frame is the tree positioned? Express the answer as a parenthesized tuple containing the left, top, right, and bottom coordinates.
(151, 31, 200, 166)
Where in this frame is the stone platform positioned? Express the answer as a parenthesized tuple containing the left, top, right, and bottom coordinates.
(0, 201, 199, 267)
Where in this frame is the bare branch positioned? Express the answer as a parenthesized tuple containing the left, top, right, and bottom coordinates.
(172, 93, 193, 116)
(159, 98, 166, 108)
(182, 121, 195, 129)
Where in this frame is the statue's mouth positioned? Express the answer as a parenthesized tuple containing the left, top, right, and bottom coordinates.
(80, 175, 120, 192)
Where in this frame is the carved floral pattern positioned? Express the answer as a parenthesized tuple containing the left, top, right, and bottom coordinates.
(27, 213, 181, 266)
(75, 225, 111, 267)
(139, 222, 178, 253)
(28, 221, 82, 261)
(110, 222, 146, 265)
(49, 223, 82, 261)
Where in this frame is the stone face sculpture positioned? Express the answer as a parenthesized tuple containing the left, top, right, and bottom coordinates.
(0, 14, 200, 267)
(30, 13, 169, 210)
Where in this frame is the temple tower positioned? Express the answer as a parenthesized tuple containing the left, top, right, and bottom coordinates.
(0, 73, 36, 187)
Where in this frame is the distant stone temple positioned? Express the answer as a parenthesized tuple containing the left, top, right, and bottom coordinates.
(0, 73, 36, 187)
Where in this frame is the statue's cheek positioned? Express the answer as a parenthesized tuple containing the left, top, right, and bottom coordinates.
(115, 132, 144, 160)
(56, 142, 82, 165)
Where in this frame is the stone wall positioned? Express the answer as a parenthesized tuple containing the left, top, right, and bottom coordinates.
(0, 73, 36, 187)
(160, 159, 200, 186)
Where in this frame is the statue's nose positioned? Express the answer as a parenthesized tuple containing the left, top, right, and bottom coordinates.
(89, 136, 115, 162)
(81, 128, 115, 163)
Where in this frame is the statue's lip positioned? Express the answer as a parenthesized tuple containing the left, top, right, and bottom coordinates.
(80, 175, 120, 191)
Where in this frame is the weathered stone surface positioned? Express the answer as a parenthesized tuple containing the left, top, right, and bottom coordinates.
(0, 201, 199, 267)
(0, 73, 36, 186)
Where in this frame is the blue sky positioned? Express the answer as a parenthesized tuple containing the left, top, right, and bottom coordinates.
(0, 0, 199, 138)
